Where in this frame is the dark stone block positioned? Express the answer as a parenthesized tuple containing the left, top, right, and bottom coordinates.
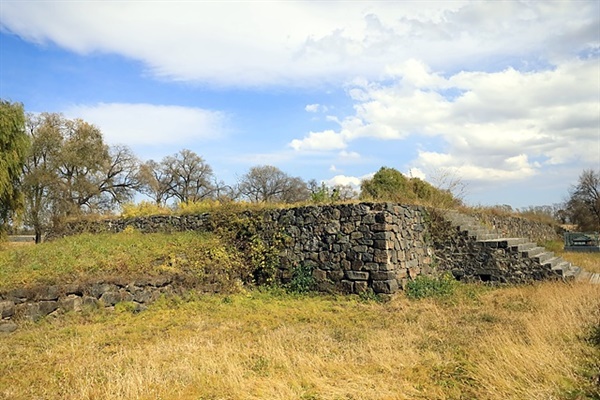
(345, 271, 369, 281)
(0, 321, 17, 333)
(38, 301, 58, 316)
(371, 271, 395, 280)
(372, 279, 399, 294)
(341, 280, 354, 293)
(38, 285, 61, 301)
(0, 300, 15, 318)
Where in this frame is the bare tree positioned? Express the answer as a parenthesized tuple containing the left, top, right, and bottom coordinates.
(137, 160, 175, 206)
(238, 165, 309, 203)
(163, 149, 215, 203)
(566, 169, 600, 231)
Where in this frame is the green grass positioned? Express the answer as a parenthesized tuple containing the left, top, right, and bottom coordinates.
(0, 230, 244, 291)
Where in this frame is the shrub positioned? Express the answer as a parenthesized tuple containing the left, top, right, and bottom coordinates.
(121, 201, 172, 218)
(177, 199, 221, 215)
(287, 263, 316, 294)
(405, 273, 458, 300)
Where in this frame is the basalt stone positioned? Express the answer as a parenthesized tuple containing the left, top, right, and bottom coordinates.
(82, 296, 100, 309)
(354, 281, 368, 294)
(38, 301, 58, 316)
(312, 269, 327, 282)
(38, 285, 61, 301)
(0, 321, 17, 333)
(0, 300, 15, 319)
(22, 303, 42, 322)
(362, 262, 379, 271)
(7, 288, 33, 303)
(90, 283, 117, 299)
(340, 280, 354, 294)
(326, 269, 344, 282)
(372, 279, 399, 294)
(60, 295, 83, 312)
(64, 284, 83, 296)
(345, 271, 369, 281)
(371, 271, 396, 280)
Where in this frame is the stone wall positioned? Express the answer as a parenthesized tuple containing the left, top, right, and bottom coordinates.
(430, 214, 558, 283)
(260, 203, 432, 295)
(42, 203, 562, 299)
(50, 203, 433, 296)
(467, 211, 559, 243)
(0, 277, 183, 333)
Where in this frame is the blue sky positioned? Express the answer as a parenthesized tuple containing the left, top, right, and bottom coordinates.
(1, 1, 599, 208)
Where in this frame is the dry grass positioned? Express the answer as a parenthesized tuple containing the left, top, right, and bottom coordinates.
(559, 252, 600, 274)
(1, 282, 598, 400)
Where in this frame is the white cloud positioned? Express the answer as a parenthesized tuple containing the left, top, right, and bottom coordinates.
(325, 175, 363, 188)
(1, 1, 597, 87)
(305, 104, 320, 113)
(291, 57, 599, 183)
(289, 130, 347, 151)
(407, 168, 426, 180)
(338, 151, 360, 161)
(63, 103, 227, 147)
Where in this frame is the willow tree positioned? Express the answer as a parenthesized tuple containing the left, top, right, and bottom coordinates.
(0, 100, 30, 234)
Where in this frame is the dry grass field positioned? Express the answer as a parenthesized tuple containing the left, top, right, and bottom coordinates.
(1, 230, 599, 399)
(1, 281, 598, 400)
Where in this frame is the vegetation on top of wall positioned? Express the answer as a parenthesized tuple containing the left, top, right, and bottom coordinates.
(0, 230, 244, 292)
(360, 167, 461, 209)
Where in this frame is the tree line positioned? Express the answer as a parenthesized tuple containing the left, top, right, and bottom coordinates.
(2, 101, 360, 241)
(2, 99, 598, 241)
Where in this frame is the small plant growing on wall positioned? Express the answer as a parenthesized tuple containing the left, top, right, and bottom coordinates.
(287, 263, 315, 294)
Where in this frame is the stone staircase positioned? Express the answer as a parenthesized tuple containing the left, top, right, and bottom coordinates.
(444, 210, 598, 283)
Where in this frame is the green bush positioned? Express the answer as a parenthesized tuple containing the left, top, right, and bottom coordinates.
(406, 273, 458, 300)
(287, 263, 315, 294)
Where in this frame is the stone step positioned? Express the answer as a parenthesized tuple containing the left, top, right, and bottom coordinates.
(475, 232, 500, 240)
(522, 246, 546, 258)
(479, 238, 526, 249)
(551, 261, 572, 277)
(516, 242, 537, 252)
(542, 257, 563, 269)
(532, 251, 554, 264)
(564, 265, 582, 280)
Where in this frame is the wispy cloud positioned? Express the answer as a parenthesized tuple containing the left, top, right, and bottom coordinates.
(63, 103, 228, 147)
(2, 1, 597, 87)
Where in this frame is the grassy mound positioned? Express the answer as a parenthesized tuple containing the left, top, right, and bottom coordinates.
(0, 230, 245, 292)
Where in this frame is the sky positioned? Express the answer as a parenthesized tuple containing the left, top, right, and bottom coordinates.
(1, 0, 599, 209)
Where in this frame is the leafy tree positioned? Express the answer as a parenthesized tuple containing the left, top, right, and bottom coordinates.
(0, 100, 29, 234)
(238, 165, 310, 203)
(360, 166, 458, 207)
(22, 112, 63, 242)
(566, 169, 600, 231)
(22, 113, 140, 240)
